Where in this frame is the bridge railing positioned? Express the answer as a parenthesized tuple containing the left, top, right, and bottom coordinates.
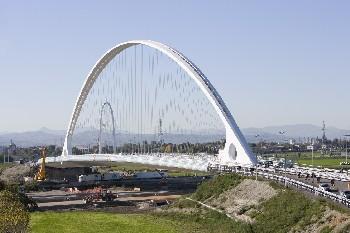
(208, 164, 350, 208)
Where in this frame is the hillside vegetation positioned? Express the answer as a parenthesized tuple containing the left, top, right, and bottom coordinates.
(162, 174, 350, 233)
(30, 174, 350, 233)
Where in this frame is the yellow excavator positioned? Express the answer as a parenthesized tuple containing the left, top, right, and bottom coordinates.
(35, 147, 47, 181)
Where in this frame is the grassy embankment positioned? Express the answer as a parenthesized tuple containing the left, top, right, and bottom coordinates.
(160, 174, 350, 233)
(272, 151, 350, 169)
(31, 174, 350, 233)
(29, 174, 245, 233)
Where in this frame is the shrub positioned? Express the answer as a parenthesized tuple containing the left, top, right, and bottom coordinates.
(172, 198, 199, 209)
(0, 190, 30, 233)
(252, 189, 323, 233)
(24, 181, 39, 192)
(0, 180, 5, 191)
(192, 174, 242, 201)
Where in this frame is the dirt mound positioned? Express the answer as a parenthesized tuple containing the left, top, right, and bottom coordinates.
(209, 179, 277, 222)
(0, 165, 32, 183)
(299, 207, 350, 233)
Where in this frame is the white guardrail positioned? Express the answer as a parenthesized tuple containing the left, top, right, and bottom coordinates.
(208, 164, 350, 208)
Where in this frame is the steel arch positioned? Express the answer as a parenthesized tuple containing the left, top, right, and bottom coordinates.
(62, 40, 256, 166)
(98, 101, 116, 154)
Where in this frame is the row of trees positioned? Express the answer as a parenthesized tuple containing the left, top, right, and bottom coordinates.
(250, 137, 350, 156)
(73, 140, 226, 155)
(0, 145, 62, 163)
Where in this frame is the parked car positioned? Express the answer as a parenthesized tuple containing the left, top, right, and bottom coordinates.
(340, 190, 350, 199)
(319, 183, 331, 192)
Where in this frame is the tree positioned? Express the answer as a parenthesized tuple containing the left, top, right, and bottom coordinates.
(0, 190, 30, 233)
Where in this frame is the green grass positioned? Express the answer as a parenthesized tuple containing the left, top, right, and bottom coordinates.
(154, 210, 252, 233)
(31, 211, 251, 233)
(271, 152, 350, 169)
(30, 174, 350, 233)
(297, 157, 350, 169)
(192, 173, 243, 201)
(180, 174, 349, 232)
(252, 189, 324, 233)
(189, 174, 324, 232)
(272, 152, 323, 161)
(31, 212, 181, 233)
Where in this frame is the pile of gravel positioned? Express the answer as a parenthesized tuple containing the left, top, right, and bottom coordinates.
(0, 165, 32, 184)
(209, 179, 277, 222)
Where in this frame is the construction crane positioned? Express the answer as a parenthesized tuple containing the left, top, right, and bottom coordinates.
(35, 147, 47, 181)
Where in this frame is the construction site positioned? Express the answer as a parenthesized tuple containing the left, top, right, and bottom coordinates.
(1, 148, 210, 213)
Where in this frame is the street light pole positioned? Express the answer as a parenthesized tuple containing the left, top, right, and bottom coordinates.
(343, 135, 350, 164)
(278, 130, 287, 187)
(254, 134, 261, 181)
(312, 145, 314, 167)
(284, 153, 287, 187)
(255, 153, 258, 181)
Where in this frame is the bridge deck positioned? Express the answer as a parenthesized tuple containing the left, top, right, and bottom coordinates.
(46, 153, 218, 171)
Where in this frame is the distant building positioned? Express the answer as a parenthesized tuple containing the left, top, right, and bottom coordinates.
(8, 139, 17, 155)
(75, 145, 90, 154)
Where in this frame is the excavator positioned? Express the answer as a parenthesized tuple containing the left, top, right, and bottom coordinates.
(34, 147, 47, 181)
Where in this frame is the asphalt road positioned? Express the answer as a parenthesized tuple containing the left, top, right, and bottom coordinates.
(262, 169, 350, 194)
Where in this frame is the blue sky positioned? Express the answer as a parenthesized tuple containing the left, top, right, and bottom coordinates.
(0, 1, 349, 132)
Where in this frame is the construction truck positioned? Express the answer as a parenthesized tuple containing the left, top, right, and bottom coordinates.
(82, 187, 116, 204)
(34, 147, 47, 181)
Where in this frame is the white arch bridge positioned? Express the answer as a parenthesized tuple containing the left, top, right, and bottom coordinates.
(48, 40, 257, 171)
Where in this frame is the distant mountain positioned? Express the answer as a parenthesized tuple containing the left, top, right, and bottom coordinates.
(0, 128, 224, 147)
(0, 130, 65, 147)
(38, 127, 66, 136)
(1, 124, 349, 147)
